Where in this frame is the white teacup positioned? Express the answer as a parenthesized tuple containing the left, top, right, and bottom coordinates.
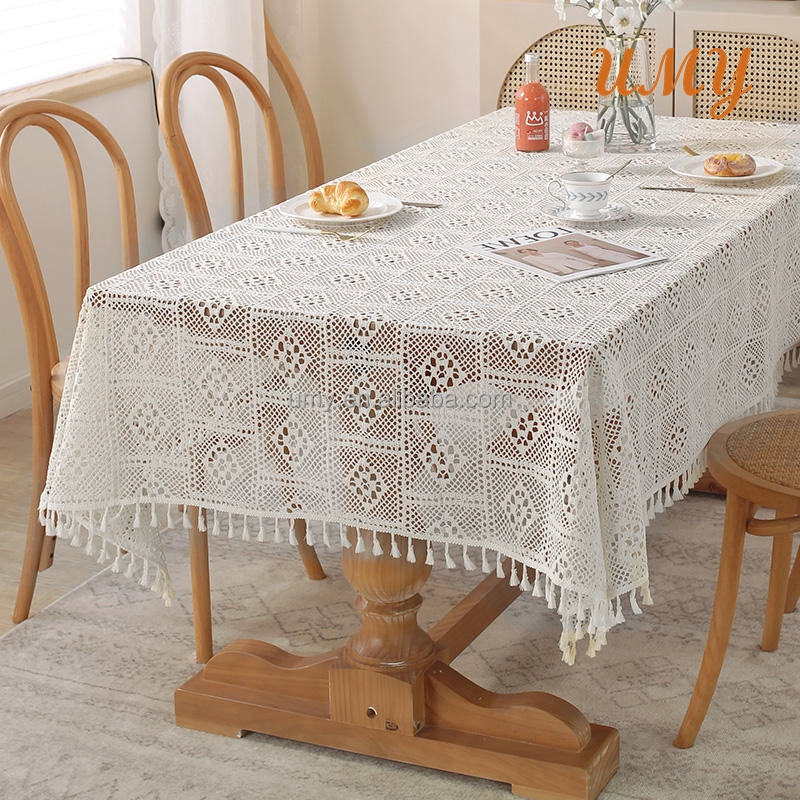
(547, 171, 613, 218)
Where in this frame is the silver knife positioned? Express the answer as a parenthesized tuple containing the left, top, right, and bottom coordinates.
(641, 185, 761, 196)
(400, 200, 442, 208)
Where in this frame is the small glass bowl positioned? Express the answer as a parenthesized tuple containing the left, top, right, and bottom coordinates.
(562, 123, 605, 161)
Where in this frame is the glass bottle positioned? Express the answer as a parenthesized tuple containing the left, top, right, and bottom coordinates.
(514, 53, 550, 152)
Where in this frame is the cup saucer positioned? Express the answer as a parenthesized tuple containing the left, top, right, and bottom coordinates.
(545, 202, 631, 224)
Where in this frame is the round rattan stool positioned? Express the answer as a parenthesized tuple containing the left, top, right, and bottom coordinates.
(674, 409, 800, 748)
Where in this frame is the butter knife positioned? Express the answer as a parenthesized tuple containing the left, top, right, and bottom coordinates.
(400, 200, 442, 208)
(641, 185, 761, 196)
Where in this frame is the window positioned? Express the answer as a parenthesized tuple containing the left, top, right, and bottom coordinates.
(0, 0, 136, 93)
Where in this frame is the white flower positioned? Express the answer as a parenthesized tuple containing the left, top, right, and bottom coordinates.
(609, 4, 637, 36)
(554, 0, 567, 20)
(660, 0, 682, 9)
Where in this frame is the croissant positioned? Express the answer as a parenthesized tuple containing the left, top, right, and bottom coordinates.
(309, 181, 369, 217)
(703, 152, 756, 177)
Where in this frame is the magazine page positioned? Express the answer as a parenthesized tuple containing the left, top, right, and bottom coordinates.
(465, 225, 665, 282)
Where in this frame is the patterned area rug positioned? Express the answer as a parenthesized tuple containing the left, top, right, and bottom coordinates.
(0, 491, 798, 800)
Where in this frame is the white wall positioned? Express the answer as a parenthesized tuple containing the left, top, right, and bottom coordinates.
(0, 80, 163, 417)
(275, 0, 482, 182)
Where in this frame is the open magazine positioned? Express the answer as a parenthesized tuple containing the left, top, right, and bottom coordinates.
(465, 225, 665, 282)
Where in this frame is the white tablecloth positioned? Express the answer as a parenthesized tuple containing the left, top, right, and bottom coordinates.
(40, 109, 800, 662)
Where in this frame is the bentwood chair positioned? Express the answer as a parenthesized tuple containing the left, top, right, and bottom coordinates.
(157, 21, 328, 662)
(157, 14, 324, 241)
(0, 100, 204, 647)
(674, 408, 800, 748)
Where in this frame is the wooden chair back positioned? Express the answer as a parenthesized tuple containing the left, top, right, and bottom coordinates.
(158, 22, 324, 241)
(497, 24, 658, 111)
(0, 98, 138, 407)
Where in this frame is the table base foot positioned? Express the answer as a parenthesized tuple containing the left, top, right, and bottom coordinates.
(175, 639, 618, 800)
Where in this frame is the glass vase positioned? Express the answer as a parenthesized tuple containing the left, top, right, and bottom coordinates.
(597, 35, 656, 152)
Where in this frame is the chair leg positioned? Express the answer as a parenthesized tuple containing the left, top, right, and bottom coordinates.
(674, 493, 749, 749)
(13, 414, 55, 623)
(188, 508, 213, 664)
(785, 541, 800, 614)
(761, 529, 793, 651)
(294, 518, 326, 580)
(13, 503, 48, 623)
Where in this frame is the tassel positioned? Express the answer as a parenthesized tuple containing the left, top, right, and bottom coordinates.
(444, 542, 456, 568)
(150, 501, 157, 527)
(355, 529, 366, 553)
(97, 539, 109, 564)
(481, 547, 490, 573)
(133, 504, 142, 529)
(139, 559, 149, 588)
(167, 504, 175, 529)
(546, 577, 557, 610)
(198, 509, 207, 532)
(289, 522, 298, 546)
(274, 519, 283, 544)
(242, 515, 251, 542)
(532, 571, 544, 597)
(112, 547, 123, 573)
(519, 567, 532, 592)
(183, 507, 191, 529)
(372, 531, 383, 556)
(406, 536, 416, 563)
(425, 540, 434, 566)
(305, 525, 315, 547)
(509, 559, 520, 587)
(495, 553, 505, 579)
(227, 512, 234, 539)
(100, 507, 109, 533)
(390, 533, 401, 558)
(341, 526, 351, 549)
(125, 554, 136, 579)
(212, 511, 220, 537)
(258, 517, 266, 542)
(614, 596, 625, 624)
(462, 544, 476, 571)
(629, 588, 642, 615)
(85, 534, 96, 557)
(641, 582, 653, 605)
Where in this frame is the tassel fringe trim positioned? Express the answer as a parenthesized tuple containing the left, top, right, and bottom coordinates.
(38, 502, 661, 665)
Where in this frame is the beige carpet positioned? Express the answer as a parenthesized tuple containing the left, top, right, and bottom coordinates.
(0, 488, 798, 800)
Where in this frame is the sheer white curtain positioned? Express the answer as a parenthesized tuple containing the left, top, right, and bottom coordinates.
(153, 0, 270, 249)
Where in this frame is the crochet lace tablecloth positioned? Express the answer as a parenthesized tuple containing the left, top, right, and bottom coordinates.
(40, 109, 800, 663)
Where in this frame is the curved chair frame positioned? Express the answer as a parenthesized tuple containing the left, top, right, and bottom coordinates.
(674, 408, 800, 748)
(0, 99, 138, 624)
(263, 11, 324, 191)
(158, 51, 287, 240)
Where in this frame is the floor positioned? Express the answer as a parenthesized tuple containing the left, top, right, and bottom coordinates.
(1, 362, 798, 637)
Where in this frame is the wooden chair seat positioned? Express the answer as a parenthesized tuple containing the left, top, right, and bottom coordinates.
(50, 358, 68, 401)
(674, 408, 800, 748)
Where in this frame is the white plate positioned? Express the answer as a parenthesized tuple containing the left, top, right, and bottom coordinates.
(277, 190, 403, 228)
(668, 155, 784, 184)
(545, 202, 631, 224)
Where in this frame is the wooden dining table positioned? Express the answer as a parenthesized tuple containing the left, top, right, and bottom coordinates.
(40, 108, 800, 799)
